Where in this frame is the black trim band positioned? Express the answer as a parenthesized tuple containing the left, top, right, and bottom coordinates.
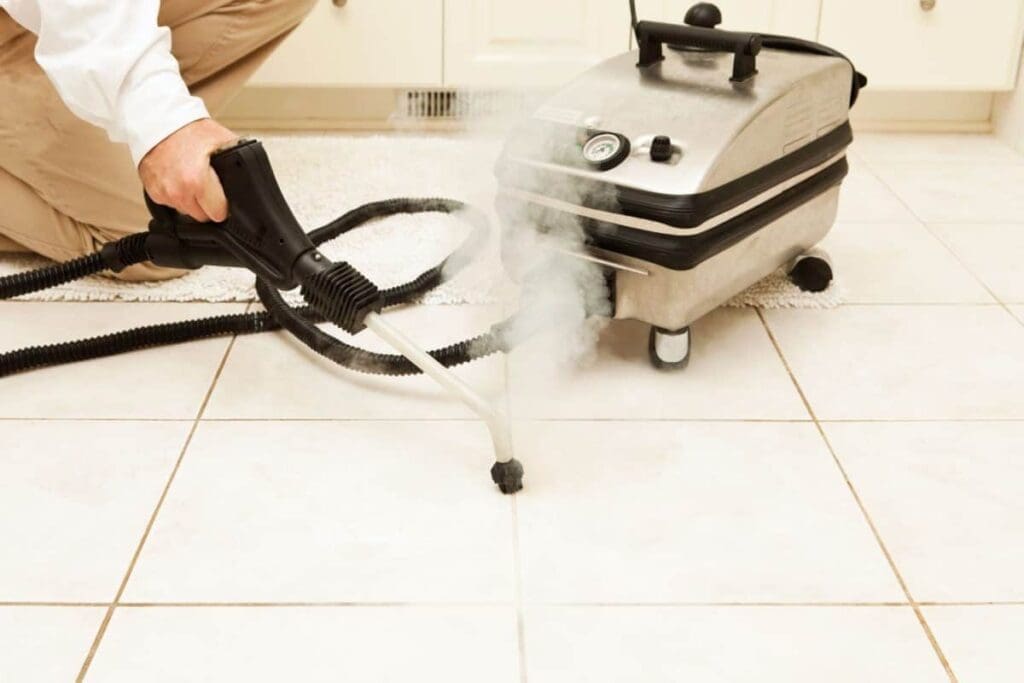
(617, 122, 852, 228)
(587, 157, 848, 270)
(500, 157, 848, 272)
(497, 121, 852, 229)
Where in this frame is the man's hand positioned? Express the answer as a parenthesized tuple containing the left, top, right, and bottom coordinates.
(138, 118, 238, 223)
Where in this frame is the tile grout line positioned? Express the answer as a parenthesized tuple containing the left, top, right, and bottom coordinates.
(502, 330, 529, 683)
(0, 602, 112, 608)
(858, 147, 1024, 329)
(856, 151, 1023, 327)
(511, 496, 529, 683)
(755, 308, 959, 683)
(7, 416, 1024, 424)
(8, 599, 1024, 609)
(74, 332, 241, 683)
(921, 224, 1024, 332)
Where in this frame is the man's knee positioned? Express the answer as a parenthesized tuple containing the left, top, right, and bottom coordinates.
(246, 0, 316, 31)
(284, 0, 315, 23)
(0, 10, 26, 52)
(280, 0, 317, 28)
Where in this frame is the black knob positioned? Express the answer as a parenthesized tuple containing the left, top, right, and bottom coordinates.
(685, 2, 723, 28)
(650, 136, 673, 163)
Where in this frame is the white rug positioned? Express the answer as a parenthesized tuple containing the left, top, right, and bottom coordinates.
(0, 134, 843, 309)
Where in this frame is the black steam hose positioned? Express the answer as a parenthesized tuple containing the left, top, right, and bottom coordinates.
(256, 198, 503, 377)
(0, 197, 505, 379)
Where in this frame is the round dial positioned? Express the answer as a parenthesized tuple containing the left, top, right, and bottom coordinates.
(581, 132, 631, 171)
(583, 133, 624, 164)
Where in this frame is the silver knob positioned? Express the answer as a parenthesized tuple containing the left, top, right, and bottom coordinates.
(920, 0, 936, 10)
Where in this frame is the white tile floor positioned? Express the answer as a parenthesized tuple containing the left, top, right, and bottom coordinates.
(2, 133, 1024, 682)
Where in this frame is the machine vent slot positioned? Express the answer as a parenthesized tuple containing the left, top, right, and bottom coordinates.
(395, 90, 538, 121)
(815, 85, 847, 136)
(783, 89, 815, 153)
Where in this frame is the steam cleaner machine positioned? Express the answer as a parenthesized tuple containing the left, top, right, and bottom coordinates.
(0, 2, 865, 494)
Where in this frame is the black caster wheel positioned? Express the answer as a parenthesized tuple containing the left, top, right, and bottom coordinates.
(648, 326, 691, 371)
(789, 252, 833, 293)
(491, 459, 524, 495)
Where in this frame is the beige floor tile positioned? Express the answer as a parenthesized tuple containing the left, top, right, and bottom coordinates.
(508, 308, 807, 420)
(1012, 306, 1024, 325)
(524, 606, 947, 683)
(764, 305, 1024, 420)
(515, 421, 902, 603)
(0, 421, 188, 601)
(930, 224, 1024, 303)
(123, 421, 515, 603)
(0, 303, 242, 419)
(205, 304, 506, 419)
(86, 606, 518, 683)
(836, 163, 917, 223)
(823, 222, 994, 303)
(854, 133, 1023, 166)
(825, 422, 1024, 602)
(872, 163, 1024, 223)
(924, 606, 1024, 683)
(0, 607, 104, 682)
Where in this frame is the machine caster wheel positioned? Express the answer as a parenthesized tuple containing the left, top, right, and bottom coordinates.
(491, 459, 524, 495)
(649, 326, 691, 371)
(788, 251, 833, 293)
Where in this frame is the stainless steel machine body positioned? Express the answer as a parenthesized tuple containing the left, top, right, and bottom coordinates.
(496, 16, 861, 367)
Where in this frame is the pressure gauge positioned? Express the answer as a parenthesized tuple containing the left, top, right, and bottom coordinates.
(582, 132, 630, 171)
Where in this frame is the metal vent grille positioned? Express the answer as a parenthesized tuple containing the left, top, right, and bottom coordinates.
(396, 89, 537, 121)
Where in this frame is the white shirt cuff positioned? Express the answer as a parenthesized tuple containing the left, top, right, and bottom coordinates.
(118, 70, 211, 167)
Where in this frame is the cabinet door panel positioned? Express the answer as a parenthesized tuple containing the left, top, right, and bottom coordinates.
(634, 0, 821, 39)
(819, 0, 1024, 90)
(444, 0, 631, 87)
(250, 0, 443, 87)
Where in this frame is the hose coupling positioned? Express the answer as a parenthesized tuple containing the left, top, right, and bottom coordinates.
(300, 262, 383, 334)
(99, 233, 151, 273)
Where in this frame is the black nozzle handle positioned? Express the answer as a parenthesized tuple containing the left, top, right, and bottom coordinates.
(207, 139, 324, 289)
(143, 192, 245, 270)
(144, 139, 328, 289)
(635, 20, 761, 81)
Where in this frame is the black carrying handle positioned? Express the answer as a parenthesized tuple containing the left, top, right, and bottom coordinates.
(760, 33, 868, 106)
(636, 20, 762, 81)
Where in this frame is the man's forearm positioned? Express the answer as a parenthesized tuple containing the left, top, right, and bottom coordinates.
(0, 0, 209, 165)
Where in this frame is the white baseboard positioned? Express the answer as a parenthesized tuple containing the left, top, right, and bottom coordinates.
(994, 49, 1024, 151)
(220, 87, 401, 130)
(222, 86, 999, 134)
(850, 91, 994, 132)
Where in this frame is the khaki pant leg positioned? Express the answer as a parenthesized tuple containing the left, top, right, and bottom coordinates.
(0, 234, 29, 253)
(162, 0, 318, 113)
(0, 0, 315, 281)
(0, 166, 186, 280)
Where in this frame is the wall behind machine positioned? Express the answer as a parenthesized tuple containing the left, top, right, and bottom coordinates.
(221, 0, 1024, 133)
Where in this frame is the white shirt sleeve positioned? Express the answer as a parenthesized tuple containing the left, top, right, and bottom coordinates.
(1, 0, 210, 166)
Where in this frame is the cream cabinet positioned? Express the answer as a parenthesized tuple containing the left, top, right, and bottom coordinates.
(634, 0, 821, 39)
(442, 0, 631, 87)
(247, 0, 1024, 92)
(249, 0, 443, 87)
(819, 0, 1024, 90)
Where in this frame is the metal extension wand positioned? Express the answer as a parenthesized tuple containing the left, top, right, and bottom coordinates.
(144, 138, 525, 493)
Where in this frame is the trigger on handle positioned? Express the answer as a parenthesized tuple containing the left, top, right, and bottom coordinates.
(143, 191, 220, 229)
(143, 192, 176, 226)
